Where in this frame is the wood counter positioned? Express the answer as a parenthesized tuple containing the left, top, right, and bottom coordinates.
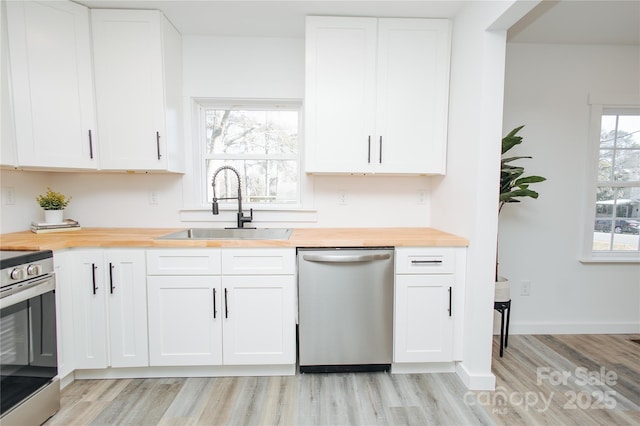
(0, 227, 468, 251)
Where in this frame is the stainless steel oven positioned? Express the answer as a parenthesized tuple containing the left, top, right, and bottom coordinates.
(0, 250, 59, 425)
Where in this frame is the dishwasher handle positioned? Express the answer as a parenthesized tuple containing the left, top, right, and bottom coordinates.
(302, 253, 391, 263)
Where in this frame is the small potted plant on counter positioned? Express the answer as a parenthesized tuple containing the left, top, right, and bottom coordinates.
(36, 187, 72, 224)
(496, 125, 546, 301)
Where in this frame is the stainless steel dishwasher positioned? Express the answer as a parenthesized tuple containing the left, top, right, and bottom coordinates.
(297, 247, 394, 373)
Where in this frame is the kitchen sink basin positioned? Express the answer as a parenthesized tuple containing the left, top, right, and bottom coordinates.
(157, 228, 293, 240)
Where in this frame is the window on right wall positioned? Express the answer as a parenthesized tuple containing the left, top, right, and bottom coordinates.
(590, 108, 640, 256)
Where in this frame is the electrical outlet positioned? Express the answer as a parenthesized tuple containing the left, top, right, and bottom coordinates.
(338, 191, 348, 205)
(149, 191, 159, 205)
(417, 190, 426, 205)
(521, 280, 531, 296)
(2, 187, 15, 205)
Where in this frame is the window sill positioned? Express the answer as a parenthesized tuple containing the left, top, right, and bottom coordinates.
(179, 207, 318, 224)
(580, 252, 640, 264)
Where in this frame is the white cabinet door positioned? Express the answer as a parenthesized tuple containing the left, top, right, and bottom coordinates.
(305, 16, 451, 175)
(394, 274, 454, 363)
(305, 17, 377, 174)
(375, 19, 450, 174)
(53, 251, 75, 379)
(105, 250, 148, 368)
(71, 249, 147, 369)
(147, 276, 223, 366)
(91, 9, 182, 172)
(6, 0, 97, 169)
(1, 1, 17, 168)
(222, 276, 295, 365)
(71, 250, 107, 369)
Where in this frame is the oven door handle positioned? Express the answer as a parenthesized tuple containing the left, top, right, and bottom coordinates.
(0, 274, 56, 309)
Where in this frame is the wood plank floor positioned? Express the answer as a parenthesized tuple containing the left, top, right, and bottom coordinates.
(44, 334, 640, 426)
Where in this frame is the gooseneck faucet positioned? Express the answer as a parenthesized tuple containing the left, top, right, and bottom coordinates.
(211, 165, 253, 228)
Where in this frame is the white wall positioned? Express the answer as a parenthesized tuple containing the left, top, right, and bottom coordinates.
(430, 0, 530, 391)
(501, 43, 640, 334)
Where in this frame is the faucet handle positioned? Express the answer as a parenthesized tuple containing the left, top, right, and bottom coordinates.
(238, 208, 253, 228)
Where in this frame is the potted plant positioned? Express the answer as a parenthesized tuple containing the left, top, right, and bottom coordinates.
(36, 188, 72, 224)
(496, 125, 546, 301)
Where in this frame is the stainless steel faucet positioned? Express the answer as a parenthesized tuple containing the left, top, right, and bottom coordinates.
(211, 165, 253, 228)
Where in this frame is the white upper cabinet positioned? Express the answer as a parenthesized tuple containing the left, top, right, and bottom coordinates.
(91, 9, 183, 172)
(1, 1, 17, 168)
(6, 0, 97, 169)
(305, 17, 451, 175)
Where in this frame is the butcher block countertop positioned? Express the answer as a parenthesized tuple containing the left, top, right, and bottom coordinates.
(0, 227, 468, 251)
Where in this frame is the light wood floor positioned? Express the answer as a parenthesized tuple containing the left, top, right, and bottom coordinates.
(45, 334, 640, 425)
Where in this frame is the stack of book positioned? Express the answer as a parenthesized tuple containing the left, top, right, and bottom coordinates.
(31, 219, 81, 234)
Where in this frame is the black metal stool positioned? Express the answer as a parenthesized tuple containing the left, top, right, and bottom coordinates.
(494, 300, 511, 357)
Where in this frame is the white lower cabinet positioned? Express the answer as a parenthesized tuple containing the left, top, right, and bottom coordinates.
(53, 251, 75, 379)
(222, 275, 295, 365)
(394, 274, 453, 362)
(394, 247, 458, 363)
(71, 249, 148, 369)
(146, 248, 296, 367)
(147, 276, 222, 366)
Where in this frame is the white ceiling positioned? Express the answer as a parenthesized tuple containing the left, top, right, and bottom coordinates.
(75, 0, 639, 45)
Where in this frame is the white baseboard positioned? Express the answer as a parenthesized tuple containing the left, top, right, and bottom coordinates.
(73, 364, 296, 380)
(494, 321, 640, 335)
(455, 363, 496, 391)
(391, 362, 455, 374)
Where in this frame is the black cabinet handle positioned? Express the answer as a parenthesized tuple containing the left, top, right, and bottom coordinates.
(109, 263, 115, 294)
(411, 260, 443, 264)
(88, 130, 94, 159)
(448, 286, 452, 317)
(224, 288, 229, 318)
(156, 132, 162, 160)
(91, 263, 98, 295)
(213, 288, 217, 319)
(379, 136, 383, 163)
(367, 136, 371, 163)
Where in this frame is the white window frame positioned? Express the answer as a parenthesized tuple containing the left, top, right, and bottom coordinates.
(581, 104, 640, 263)
(179, 98, 316, 224)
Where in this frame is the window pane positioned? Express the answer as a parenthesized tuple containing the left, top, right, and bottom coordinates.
(206, 159, 298, 205)
(593, 186, 640, 251)
(614, 149, 640, 181)
(206, 110, 298, 155)
(599, 115, 617, 148)
(598, 149, 613, 181)
(617, 115, 640, 148)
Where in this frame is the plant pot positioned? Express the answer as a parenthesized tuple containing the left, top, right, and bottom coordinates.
(44, 209, 64, 224)
(495, 276, 510, 302)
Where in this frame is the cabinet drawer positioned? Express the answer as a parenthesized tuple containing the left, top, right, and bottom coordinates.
(221, 248, 295, 275)
(146, 249, 221, 275)
(395, 247, 455, 274)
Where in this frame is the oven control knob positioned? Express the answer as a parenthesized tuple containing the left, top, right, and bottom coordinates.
(9, 268, 24, 280)
(26, 264, 41, 276)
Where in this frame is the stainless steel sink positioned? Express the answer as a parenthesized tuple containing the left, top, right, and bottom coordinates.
(157, 228, 293, 240)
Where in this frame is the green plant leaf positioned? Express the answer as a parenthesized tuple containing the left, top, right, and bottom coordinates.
(501, 125, 525, 154)
(514, 175, 546, 186)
